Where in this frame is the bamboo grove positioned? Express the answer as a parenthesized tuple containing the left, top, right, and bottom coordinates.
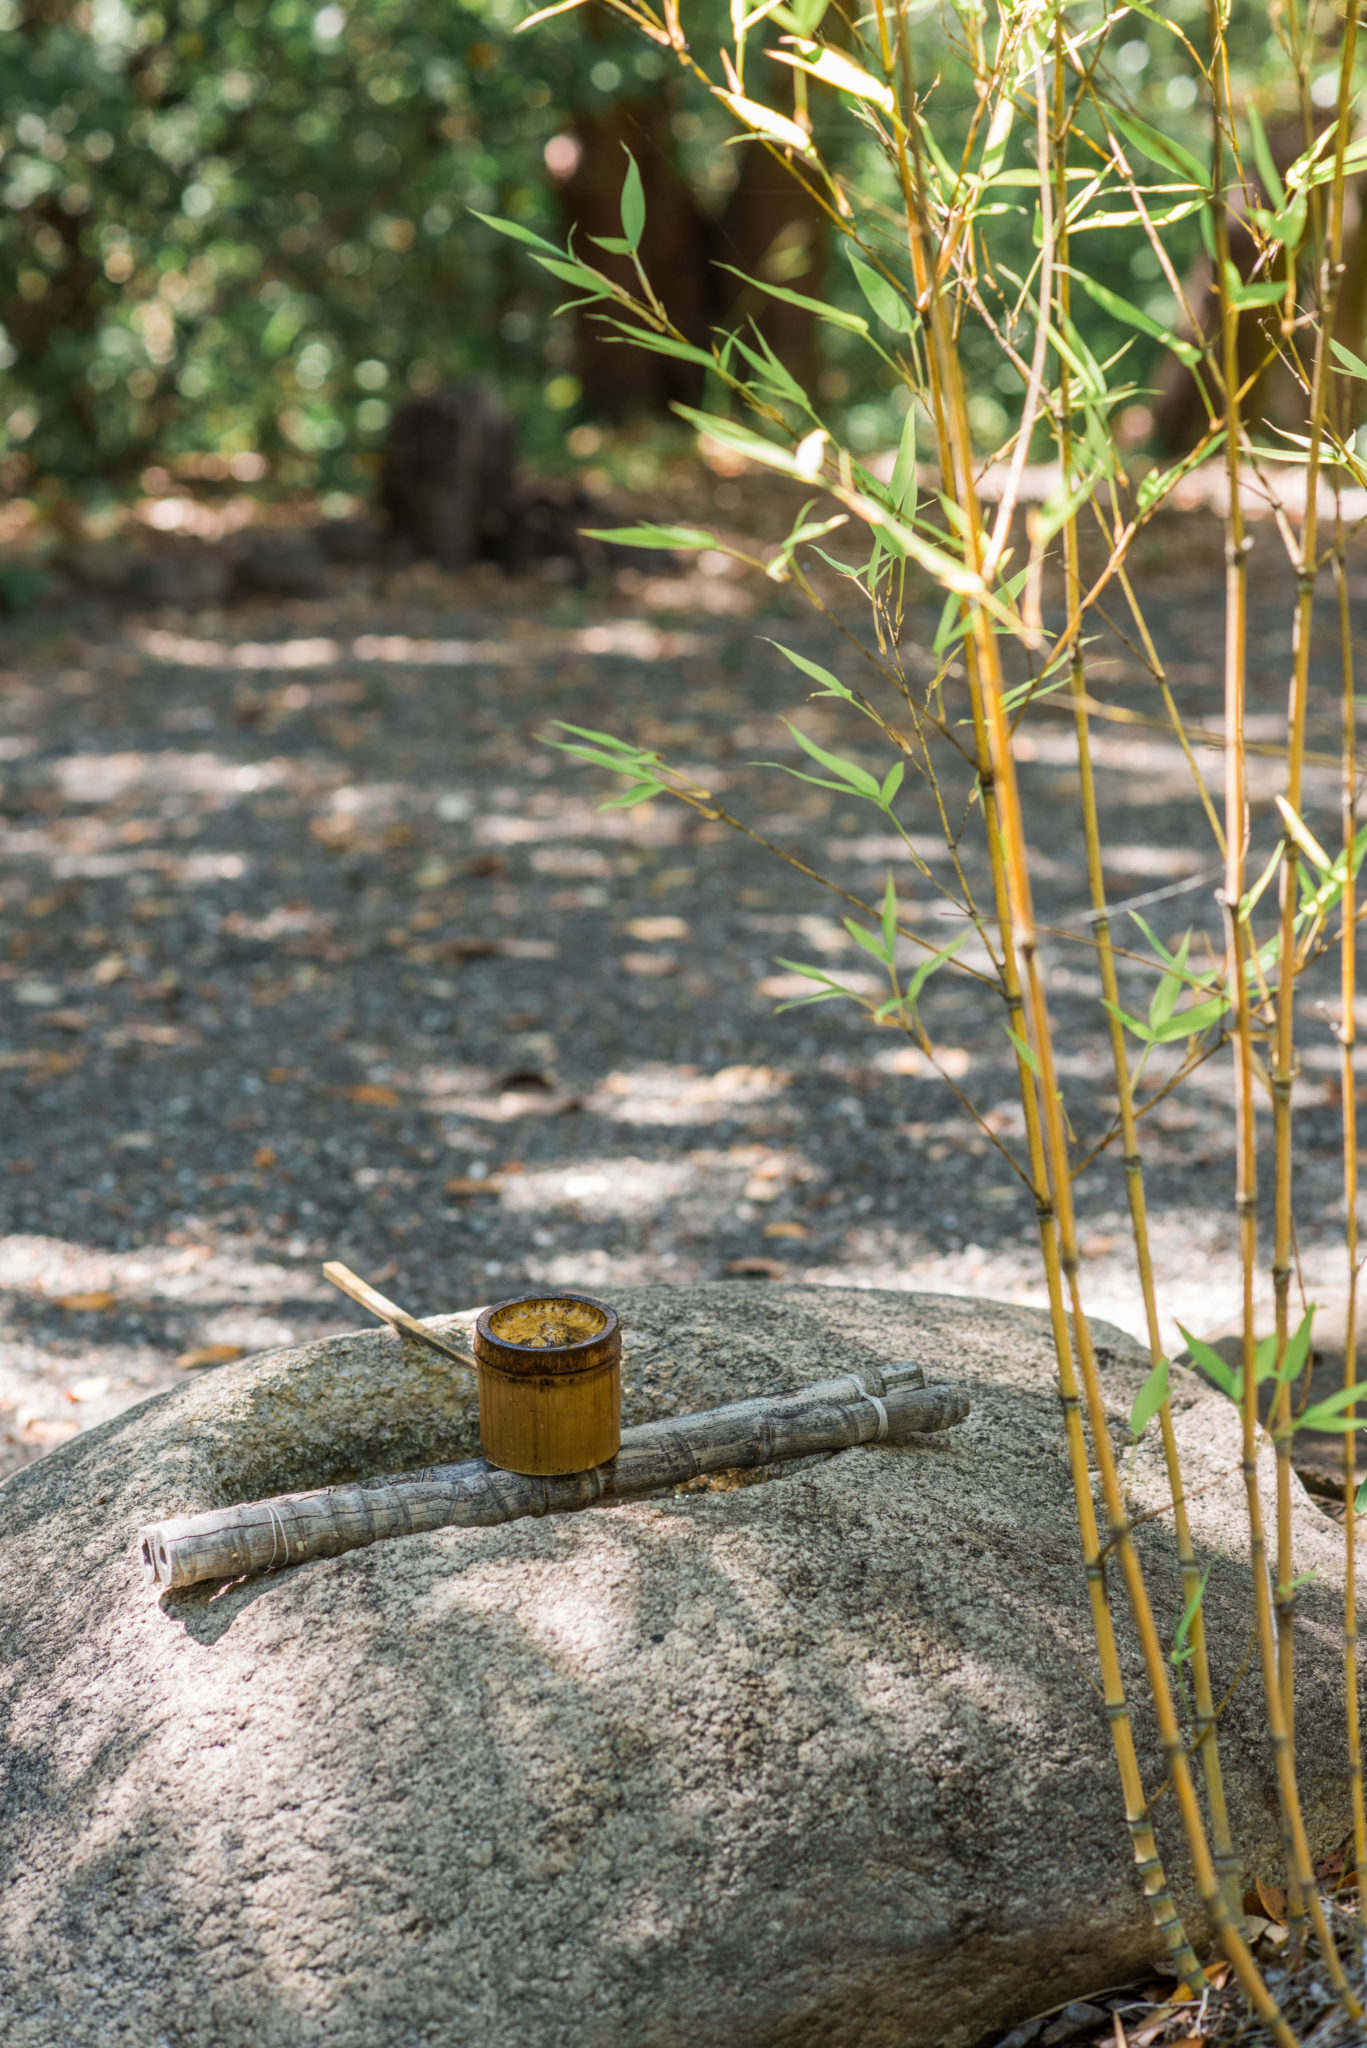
(486, 0, 1367, 2029)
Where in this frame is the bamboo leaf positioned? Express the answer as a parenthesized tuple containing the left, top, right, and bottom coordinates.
(581, 523, 718, 550)
(845, 916, 894, 963)
(905, 927, 971, 1011)
(769, 40, 894, 114)
(1275, 794, 1334, 871)
(1277, 1307, 1316, 1386)
(1006, 1024, 1040, 1074)
(849, 255, 914, 331)
(620, 148, 646, 252)
(1170, 1563, 1212, 1666)
(714, 265, 870, 335)
(781, 722, 882, 798)
(1177, 1326, 1239, 1400)
(1331, 338, 1367, 382)
(714, 89, 814, 155)
(1109, 106, 1210, 191)
(881, 868, 898, 959)
(1067, 268, 1201, 367)
(1102, 996, 1155, 1045)
(1245, 101, 1286, 209)
(1130, 1355, 1170, 1438)
(765, 640, 856, 701)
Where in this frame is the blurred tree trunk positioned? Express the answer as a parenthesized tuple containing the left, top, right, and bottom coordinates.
(551, 92, 825, 418)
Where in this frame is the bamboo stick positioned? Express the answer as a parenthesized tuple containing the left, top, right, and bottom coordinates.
(139, 1367, 967, 1593)
(322, 1261, 478, 1371)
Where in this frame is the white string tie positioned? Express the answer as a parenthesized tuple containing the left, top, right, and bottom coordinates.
(866, 1394, 889, 1442)
(263, 1501, 291, 1571)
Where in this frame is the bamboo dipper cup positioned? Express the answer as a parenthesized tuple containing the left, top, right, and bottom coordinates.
(322, 1264, 620, 1478)
(473, 1292, 620, 1476)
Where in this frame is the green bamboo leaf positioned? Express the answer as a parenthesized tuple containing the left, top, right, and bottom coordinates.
(1356, 1475, 1367, 1516)
(1245, 101, 1286, 209)
(1221, 264, 1284, 310)
(533, 253, 613, 295)
(1277, 1307, 1316, 1385)
(594, 321, 721, 372)
(1067, 268, 1200, 367)
(769, 957, 861, 1010)
(889, 404, 917, 521)
(620, 147, 646, 251)
(905, 926, 971, 1012)
(1102, 996, 1155, 1044)
(1109, 106, 1210, 191)
(845, 916, 894, 964)
(1171, 1563, 1212, 1666)
(1149, 994, 1227, 1043)
(778, 722, 881, 797)
(848, 255, 914, 332)
(715, 264, 870, 335)
(879, 761, 904, 809)
(1177, 1325, 1239, 1400)
(470, 210, 571, 260)
(581, 523, 718, 550)
(1005, 1024, 1040, 1075)
(1331, 338, 1367, 381)
(598, 779, 666, 809)
(1130, 1355, 1170, 1438)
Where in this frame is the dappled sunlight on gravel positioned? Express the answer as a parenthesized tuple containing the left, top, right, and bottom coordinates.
(1, 514, 1363, 1476)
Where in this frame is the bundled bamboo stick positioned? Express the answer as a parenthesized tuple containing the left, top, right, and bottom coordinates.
(139, 1365, 969, 1593)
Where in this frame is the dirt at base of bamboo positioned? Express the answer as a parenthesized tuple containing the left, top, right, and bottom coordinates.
(138, 1365, 970, 1593)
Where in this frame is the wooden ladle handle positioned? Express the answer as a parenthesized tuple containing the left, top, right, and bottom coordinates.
(323, 1261, 477, 1373)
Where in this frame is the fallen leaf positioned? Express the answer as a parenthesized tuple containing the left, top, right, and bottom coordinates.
(722, 1257, 787, 1280)
(91, 953, 126, 985)
(65, 1375, 111, 1402)
(40, 1009, 91, 1032)
(177, 1343, 245, 1369)
(443, 1176, 504, 1198)
(265, 1066, 292, 1083)
(254, 1145, 277, 1169)
(763, 1220, 809, 1239)
(1081, 1234, 1120, 1259)
(623, 915, 690, 942)
(1255, 1877, 1287, 1924)
(345, 1084, 400, 1107)
(622, 950, 678, 977)
(54, 1290, 116, 1312)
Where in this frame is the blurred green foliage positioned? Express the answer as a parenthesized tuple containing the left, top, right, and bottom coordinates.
(0, 0, 1313, 500)
(0, 0, 685, 495)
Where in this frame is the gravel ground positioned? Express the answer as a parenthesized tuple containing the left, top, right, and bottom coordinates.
(1, 479, 1362, 1479)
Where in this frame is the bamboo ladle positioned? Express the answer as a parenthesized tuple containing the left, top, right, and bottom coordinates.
(323, 1261, 477, 1372)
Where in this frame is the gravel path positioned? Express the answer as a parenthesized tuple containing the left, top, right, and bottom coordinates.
(1, 488, 1361, 1477)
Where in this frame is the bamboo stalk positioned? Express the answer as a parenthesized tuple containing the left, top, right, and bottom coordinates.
(883, 24, 1206, 1985)
(1051, 29, 1241, 1924)
(904, 32, 1287, 2030)
(139, 1367, 967, 1592)
(1208, 6, 1355, 2003)
(1332, 532, 1366, 1897)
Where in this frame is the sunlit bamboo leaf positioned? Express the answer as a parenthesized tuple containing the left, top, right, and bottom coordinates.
(1130, 1355, 1170, 1438)
(714, 89, 814, 154)
(1176, 1326, 1240, 1401)
(769, 40, 894, 114)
